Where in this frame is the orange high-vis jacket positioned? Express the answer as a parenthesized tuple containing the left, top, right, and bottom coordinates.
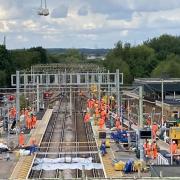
(152, 124, 158, 138)
(27, 116, 32, 129)
(84, 113, 90, 122)
(115, 120, 121, 129)
(101, 110, 106, 118)
(146, 118, 151, 126)
(151, 143, 158, 159)
(32, 116, 37, 127)
(9, 108, 16, 119)
(99, 118, 105, 129)
(152, 124, 158, 132)
(19, 134, 25, 146)
(94, 103, 98, 109)
(95, 109, 99, 117)
(144, 143, 151, 157)
(170, 143, 177, 154)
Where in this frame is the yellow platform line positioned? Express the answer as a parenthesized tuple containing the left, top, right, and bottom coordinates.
(92, 125, 123, 178)
(98, 139, 123, 178)
(10, 109, 53, 180)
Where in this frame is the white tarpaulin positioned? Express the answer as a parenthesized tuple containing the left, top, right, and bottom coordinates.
(0, 143, 9, 149)
(32, 157, 102, 171)
(34, 157, 93, 164)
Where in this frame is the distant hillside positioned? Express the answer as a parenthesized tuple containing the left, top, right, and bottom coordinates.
(46, 48, 110, 56)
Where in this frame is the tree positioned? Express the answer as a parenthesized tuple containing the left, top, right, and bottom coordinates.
(0, 70, 7, 87)
(65, 49, 82, 63)
(145, 34, 180, 60)
(10, 50, 41, 69)
(104, 42, 156, 83)
(104, 52, 132, 83)
(0, 45, 13, 86)
(29, 47, 48, 64)
(151, 54, 180, 77)
(127, 45, 156, 78)
(0, 45, 11, 70)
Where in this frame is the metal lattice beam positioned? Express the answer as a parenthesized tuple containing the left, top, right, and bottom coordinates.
(11, 72, 123, 87)
(28, 63, 106, 73)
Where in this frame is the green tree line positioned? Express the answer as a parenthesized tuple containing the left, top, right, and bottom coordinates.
(0, 34, 180, 87)
(103, 34, 180, 83)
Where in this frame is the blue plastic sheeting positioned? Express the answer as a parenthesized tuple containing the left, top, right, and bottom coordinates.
(32, 157, 102, 171)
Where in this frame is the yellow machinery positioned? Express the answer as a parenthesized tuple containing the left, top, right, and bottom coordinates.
(169, 127, 180, 148)
(90, 84, 97, 93)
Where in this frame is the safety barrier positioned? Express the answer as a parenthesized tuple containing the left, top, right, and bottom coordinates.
(157, 153, 169, 165)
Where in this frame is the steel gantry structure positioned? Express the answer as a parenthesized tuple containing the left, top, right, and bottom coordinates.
(29, 63, 106, 74)
(11, 64, 123, 125)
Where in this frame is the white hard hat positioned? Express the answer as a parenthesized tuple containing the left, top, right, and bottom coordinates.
(173, 141, 176, 144)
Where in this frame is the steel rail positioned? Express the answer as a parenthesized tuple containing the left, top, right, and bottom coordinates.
(38, 98, 63, 178)
(55, 100, 67, 178)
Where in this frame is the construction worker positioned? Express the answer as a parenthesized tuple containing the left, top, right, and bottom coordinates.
(84, 113, 90, 123)
(30, 137, 37, 155)
(95, 108, 100, 117)
(152, 122, 158, 140)
(146, 115, 151, 126)
(19, 109, 25, 129)
(32, 114, 37, 129)
(9, 107, 16, 120)
(27, 115, 32, 129)
(98, 118, 105, 129)
(100, 109, 106, 120)
(170, 141, 177, 154)
(94, 102, 99, 109)
(115, 117, 121, 130)
(100, 140, 107, 156)
(100, 100, 105, 111)
(151, 141, 158, 159)
(79, 90, 84, 96)
(94, 108, 100, 125)
(18, 131, 25, 147)
(143, 140, 151, 158)
(25, 108, 29, 128)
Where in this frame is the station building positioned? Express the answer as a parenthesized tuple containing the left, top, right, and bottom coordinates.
(125, 78, 180, 124)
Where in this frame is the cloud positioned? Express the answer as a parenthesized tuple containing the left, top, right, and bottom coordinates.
(78, 6, 88, 16)
(17, 35, 28, 42)
(51, 5, 68, 18)
(87, 0, 180, 20)
(1, 0, 180, 49)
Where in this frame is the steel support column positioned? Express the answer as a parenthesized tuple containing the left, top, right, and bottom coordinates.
(139, 86, 144, 161)
(116, 69, 120, 117)
(16, 71, 20, 122)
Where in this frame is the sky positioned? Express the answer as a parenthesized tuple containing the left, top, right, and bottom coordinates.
(0, 0, 180, 49)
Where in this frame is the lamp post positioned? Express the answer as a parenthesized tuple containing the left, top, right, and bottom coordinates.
(139, 86, 144, 161)
(161, 79, 167, 140)
(161, 79, 164, 126)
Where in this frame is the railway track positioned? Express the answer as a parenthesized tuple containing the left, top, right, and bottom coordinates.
(29, 90, 104, 179)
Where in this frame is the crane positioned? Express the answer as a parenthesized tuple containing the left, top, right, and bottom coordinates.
(38, 0, 49, 16)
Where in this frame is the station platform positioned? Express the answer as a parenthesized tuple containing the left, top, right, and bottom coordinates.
(10, 109, 53, 180)
(92, 125, 123, 178)
(123, 119, 179, 154)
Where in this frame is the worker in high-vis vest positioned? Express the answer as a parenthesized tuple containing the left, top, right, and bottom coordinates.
(152, 122, 158, 140)
(143, 140, 151, 158)
(18, 131, 25, 147)
(99, 118, 105, 129)
(170, 141, 177, 154)
(84, 113, 90, 123)
(32, 114, 37, 129)
(151, 141, 158, 159)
